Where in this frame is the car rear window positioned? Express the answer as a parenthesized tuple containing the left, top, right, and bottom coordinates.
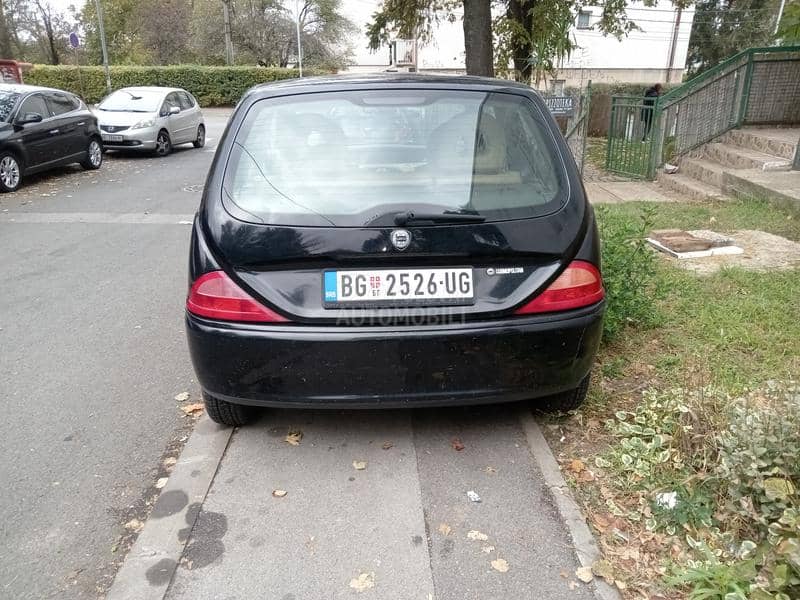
(0, 91, 20, 121)
(223, 90, 566, 227)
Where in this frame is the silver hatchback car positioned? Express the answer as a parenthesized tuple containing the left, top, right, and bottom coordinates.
(95, 86, 205, 156)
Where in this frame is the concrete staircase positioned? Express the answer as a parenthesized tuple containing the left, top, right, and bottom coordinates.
(657, 128, 800, 206)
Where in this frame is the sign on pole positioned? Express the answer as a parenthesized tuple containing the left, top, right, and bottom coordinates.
(69, 32, 80, 49)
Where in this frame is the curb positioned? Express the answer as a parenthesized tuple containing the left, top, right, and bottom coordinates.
(519, 410, 622, 600)
(106, 414, 233, 600)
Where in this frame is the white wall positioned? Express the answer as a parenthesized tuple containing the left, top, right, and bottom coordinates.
(562, 5, 695, 73)
(341, 1, 695, 78)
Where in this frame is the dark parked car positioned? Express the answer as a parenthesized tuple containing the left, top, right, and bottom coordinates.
(186, 74, 605, 426)
(0, 83, 102, 192)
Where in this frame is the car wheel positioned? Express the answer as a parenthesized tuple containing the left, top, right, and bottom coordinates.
(193, 124, 206, 149)
(203, 391, 255, 426)
(81, 138, 103, 170)
(536, 373, 591, 413)
(155, 130, 172, 157)
(0, 152, 22, 193)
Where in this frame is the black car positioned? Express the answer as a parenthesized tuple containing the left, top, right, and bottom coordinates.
(186, 74, 604, 426)
(0, 84, 103, 192)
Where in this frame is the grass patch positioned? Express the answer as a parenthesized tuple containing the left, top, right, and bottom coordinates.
(604, 198, 800, 242)
(543, 198, 800, 598)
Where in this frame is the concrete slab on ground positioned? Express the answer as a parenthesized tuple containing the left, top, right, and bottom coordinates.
(658, 230, 800, 275)
(585, 181, 678, 204)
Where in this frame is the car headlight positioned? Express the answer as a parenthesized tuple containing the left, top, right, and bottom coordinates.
(131, 118, 156, 129)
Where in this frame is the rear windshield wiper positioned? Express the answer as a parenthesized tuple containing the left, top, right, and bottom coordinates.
(393, 210, 486, 225)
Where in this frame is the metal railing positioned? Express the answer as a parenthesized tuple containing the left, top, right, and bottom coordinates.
(608, 46, 800, 179)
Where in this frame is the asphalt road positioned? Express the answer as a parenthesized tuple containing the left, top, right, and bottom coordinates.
(0, 109, 231, 599)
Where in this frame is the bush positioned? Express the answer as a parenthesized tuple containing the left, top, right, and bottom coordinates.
(596, 204, 661, 340)
(23, 65, 322, 106)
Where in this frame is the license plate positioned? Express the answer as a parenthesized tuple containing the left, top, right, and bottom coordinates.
(102, 134, 123, 142)
(323, 268, 474, 307)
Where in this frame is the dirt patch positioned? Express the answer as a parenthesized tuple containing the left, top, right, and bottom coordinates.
(660, 229, 800, 274)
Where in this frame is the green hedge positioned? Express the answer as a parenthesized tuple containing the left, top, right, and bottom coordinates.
(24, 65, 320, 106)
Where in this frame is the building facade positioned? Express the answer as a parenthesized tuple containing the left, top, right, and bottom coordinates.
(341, 2, 695, 87)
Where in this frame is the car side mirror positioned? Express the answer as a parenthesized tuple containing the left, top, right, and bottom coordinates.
(169, 106, 181, 116)
(17, 112, 43, 125)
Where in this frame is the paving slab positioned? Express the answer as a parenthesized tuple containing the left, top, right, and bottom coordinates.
(166, 410, 435, 600)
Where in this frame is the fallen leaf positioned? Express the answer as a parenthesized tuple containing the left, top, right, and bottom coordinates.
(155, 477, 168, 489)
(174, 391, 190, 402)
(481, 545, 495, 554)
(163, 457, 177, 468)
(491, 558, 509, 573)
(483, 466, 497, 474)
(575, 566, 594, 583)
(284, 430, 303, 446)
(180, 403, 204, 415)
(437, 523, 452, 536)
(381, 441, 393, 450)
(615, 580, 627, 590)
(450, 438, 465, 451)
(466, 490, 481, 503)
(592, 559, 614, 581)
(352, 460, 367, 470)
(568, 459, 585, 473)
(124, 518, 143, 532)
(577, 470, 596, 483)
(467, 530, 488, 541)
(348, 572, 375, 592)
(591, 513, 611, 533)
(272, 489, 287, 498)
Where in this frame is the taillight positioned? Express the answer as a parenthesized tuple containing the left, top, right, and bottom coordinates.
(514, 261, 604, 315)
(186, 271, 288, 323)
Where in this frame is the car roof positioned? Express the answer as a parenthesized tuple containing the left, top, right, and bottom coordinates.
(247, 73, 536, 95)
(0, 83, 65, 94)
(117, 86, 184, 94)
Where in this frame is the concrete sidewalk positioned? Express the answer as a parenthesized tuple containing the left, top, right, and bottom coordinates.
(113, 406, 616, 600)
(585, 181, 678, 204)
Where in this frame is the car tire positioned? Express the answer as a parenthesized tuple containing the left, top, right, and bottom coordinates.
(193, 124, 206, 149)
(0, 152, 22, 193)
(203, 391, 255, 426)
(80, 138, 103, 170)
(537, 373, 591, 413)
(155, 130, 172, 157)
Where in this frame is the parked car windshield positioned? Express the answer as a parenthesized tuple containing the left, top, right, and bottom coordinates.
(98, 89, 163, 113)
(223, 90, 566, 227)
(0, 91, 20, 121)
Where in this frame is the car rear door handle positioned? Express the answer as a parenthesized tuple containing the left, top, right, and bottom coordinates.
(48, 129, 60, 135)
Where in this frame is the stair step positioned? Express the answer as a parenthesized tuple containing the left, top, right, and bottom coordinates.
(677, 157, 726, 188)
(720, 129, 798, 161)
(657, 172, 727, 201)
(703, 142, 792, 171)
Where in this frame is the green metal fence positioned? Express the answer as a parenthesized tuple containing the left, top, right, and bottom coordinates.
(605, 45, 800, 179)
(605, 95, 657, 178)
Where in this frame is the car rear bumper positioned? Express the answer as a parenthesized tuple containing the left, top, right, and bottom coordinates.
(186, 302, 604, 409)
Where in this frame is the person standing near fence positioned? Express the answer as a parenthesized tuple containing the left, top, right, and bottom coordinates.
(641, 83, 663, 141)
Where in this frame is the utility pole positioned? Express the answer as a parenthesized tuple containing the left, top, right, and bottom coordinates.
(222, 0, 234, 66)
(666, 7, 682, 83)
(295, 0, 303, 76)
(774, 0, 787, 35)
(93, 0, 111, 93)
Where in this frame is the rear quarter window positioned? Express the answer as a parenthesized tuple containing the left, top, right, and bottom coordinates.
(223, 89, 566, 227)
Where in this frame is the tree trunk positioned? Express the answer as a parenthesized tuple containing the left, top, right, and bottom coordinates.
(508, 0, 533, 83)
(0, 3, 13, 58)
(461, 0, 493, 77)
